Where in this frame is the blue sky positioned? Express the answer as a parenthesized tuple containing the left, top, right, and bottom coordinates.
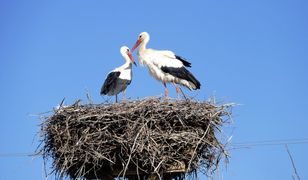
(1, 0, 308, 179)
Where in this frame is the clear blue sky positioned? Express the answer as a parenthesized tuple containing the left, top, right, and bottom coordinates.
(1, 0, 308, 179)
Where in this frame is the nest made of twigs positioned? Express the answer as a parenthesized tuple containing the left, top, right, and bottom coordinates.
(39, 97, 232, 179)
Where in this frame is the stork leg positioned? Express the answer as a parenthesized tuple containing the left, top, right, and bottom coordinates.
(163, 82, 169, 97)
(122, 89, 126, 103)
(172, 82, 188, 101)
(172, 82, 181, 100)
(115, 94, 118, 103)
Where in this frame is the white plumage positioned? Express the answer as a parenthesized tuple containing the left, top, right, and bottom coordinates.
(131, 32, 201, 97)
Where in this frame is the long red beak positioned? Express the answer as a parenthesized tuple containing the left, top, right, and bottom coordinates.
(127, 52, 137, 66)
(131, 39, 141, 52)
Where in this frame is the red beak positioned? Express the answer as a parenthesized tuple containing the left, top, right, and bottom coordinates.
(131, 38, 141, 52)
(127, 52, 137, 66)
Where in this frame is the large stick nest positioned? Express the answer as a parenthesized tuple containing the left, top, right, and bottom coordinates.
(39, 97, 232, 179)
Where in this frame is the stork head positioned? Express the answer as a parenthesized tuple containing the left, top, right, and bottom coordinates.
(131, 32, 150, 52)
(120, 46, 136, 66)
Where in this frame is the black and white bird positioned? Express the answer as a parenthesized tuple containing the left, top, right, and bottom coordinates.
(131, 32, 201, 98)
(100, 46, 136, 103)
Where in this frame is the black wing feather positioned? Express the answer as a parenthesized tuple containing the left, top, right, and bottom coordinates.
(161, 66, 201, 89)
(100, 71, 121, 95)
(175, 55, 191, 67)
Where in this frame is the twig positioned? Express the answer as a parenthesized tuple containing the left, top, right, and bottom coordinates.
(187, 123, 211, 171)
(285, 145, 300, 180)
(85, 88, 93, 104)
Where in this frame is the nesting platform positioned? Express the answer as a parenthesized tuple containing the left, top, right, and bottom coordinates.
(39, 98, 232, 179)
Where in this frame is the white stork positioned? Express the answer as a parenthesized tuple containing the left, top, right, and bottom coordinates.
(100, 46, 136, 103)
(131, 32, 201, 98)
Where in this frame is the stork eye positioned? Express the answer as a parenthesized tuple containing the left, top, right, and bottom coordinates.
(139, 35, 142, 38)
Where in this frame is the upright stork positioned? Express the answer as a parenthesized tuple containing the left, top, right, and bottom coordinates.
(100, 46, 136, 103)
(131, 32, 201, 98)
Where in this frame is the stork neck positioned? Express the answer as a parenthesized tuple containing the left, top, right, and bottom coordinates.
(122, 55, 132, 68)
(139, 42, 147, 51)
(139, 37, 149, 52)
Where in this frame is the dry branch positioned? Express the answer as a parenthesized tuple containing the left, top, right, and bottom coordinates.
(38, 97, 232, 179)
